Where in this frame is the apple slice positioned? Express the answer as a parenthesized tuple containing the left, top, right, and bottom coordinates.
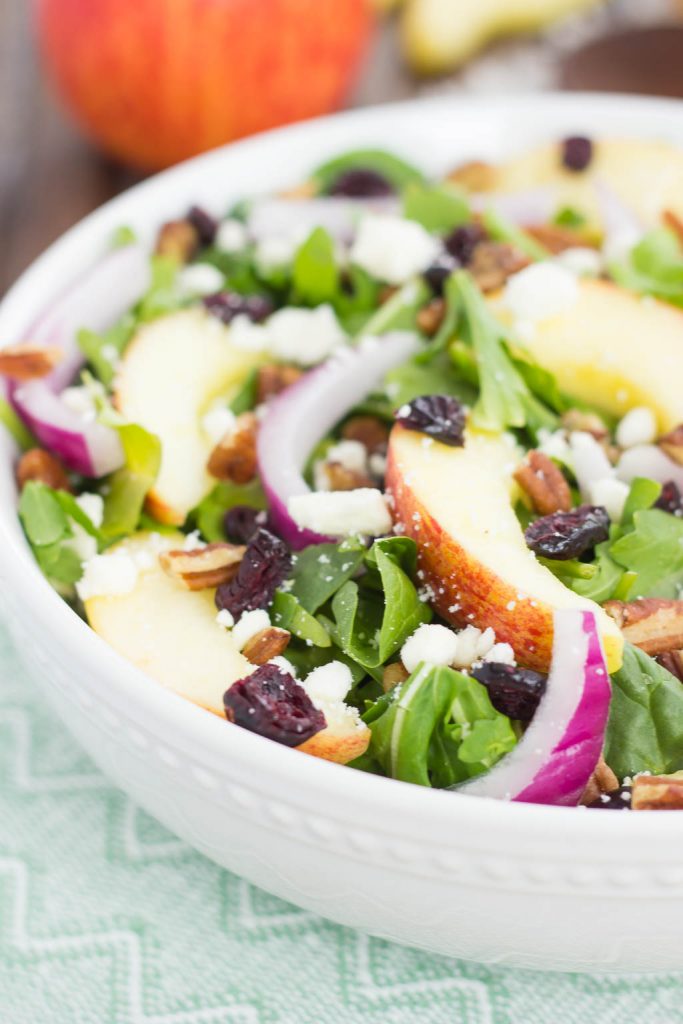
(386, 425, 623, 673)
(84, 533, 368, 762)
(493, 138, 683, 231)
(114, 308, 263, 526)
(498, 278, 683, 432)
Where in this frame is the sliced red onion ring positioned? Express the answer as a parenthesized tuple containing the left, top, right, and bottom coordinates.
(6, 244, 150, 476)
(471, 188, 556, 226)
(257, 331, 420, 549)
(595, 180, 643, 263)
(247, 197, 400, 245)
(462, 610, 610, 806)
(616, 444, 683, 490)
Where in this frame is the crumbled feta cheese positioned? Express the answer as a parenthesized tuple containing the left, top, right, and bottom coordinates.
(267, 305, 347, 366)
(615, 406, 657, 449)
(232, 609, 270, 651)
(255, 234, 300, 270)
(484, 642, 516, 666)
(325, 439, 368, 474)
(229, 315, 270, 352)
(216, 608, 235, 629)
(269, 655, 298, 677)
(76, 550, 139, 601)
(350, 215, 440, 285)
(588, 477, 630, 522)
(304, 661, 353, 705)
(369, 452, 387, 478)
(60, 386, 98, 422)
(215, 218, 249, 253)
(569, 431, 614, 497)
(201, 403, 236, 446)
(503, 262, 579, 323)
(555, 247, 603, 278)
(602, 225, 643, 265)
(537, 428, 573, 468)
(451, 625, 494, 669)
(76, 492, 104, 528)
(401, 624, 460, 674)
(183, 530, 205, 551)
(288, 489, 391, 538)
(65, 522, 98, 564)
(177, 263, 225, 297)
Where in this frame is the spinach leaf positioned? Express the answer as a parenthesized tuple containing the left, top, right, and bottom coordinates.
(358, 663, 516, 787)
(289, 541, 365, 613)
(605, 644, 683, 779)
(402, 183, 469, 233)
(384, 352, 476, 410)
(19, 482, 102, 586)
(101, 424, 161, 539)
(271, 591, 331, 647)
(292, 228, 338, 305)
(609, 509, 683, 598)
(312, 149, 425, 194)
(190, 479, 266, 543)
(19, 482, 70, 547)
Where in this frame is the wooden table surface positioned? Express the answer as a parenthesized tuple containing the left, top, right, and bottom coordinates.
(2, 0, 683, 297)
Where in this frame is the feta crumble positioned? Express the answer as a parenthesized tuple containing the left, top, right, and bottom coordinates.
(569, 431, 614, 497)
(555, 247, 603, 278)
(288, 489, 391, 538)
(615, 407, 657, 449)
(350, 215, 439, 285)
(232, 609, 271, 651)
(215, 218, 249, 253)
(76, 551, 139, 601)
(503, 262, 579, 323)
(76, 492, 104, 528)
(177, 263, 225, 297)
(401, 624, 460, 674)
(588, 477, 630, 522)
(267, 305, 346, 366)
(201, 403, 236, 446)
(216, 609, 235, 629)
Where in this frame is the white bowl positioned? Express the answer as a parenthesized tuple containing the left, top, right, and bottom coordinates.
(2, 93, 683, 974)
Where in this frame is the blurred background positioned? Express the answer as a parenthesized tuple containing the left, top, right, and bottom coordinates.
(3, 0, 683, 295)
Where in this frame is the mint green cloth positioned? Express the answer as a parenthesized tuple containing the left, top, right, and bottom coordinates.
(1, 623, 681, 1023)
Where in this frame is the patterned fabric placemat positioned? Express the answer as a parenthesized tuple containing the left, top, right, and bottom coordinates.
(1, 622, 682, 1023)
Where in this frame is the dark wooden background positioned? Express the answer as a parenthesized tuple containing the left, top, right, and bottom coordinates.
(3, 0, 683, 297)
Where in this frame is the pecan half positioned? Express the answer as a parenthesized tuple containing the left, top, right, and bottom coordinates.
(444, 160, 498, 193)
(561, 408, 609, 440)
(256, 364, 303, 404)
(580, 756, 619, 806)
(318, 463, 375, 492)
(341, 415, 389, 455)
(663, 209, 683, 246)
(469, 242, 529, 293)
(207, 412, 258, 484)
(0, 343, 62, 381)
(159, 543, 245, 590)
(632, 774, 683, 810)
(278, 180, 316, 200)
(416, 298, 446, 337)
(16, 448, 71, 492)
(382, 662, 409, 692)
(656, 649, 683, 683)
(155, 219, 199, 262)
(514, 450, 571, 516)
(525, 224, 591, 254)
(241, 626, 291, 665)
(658, 424, 683, 466)
(603, 598, 683, 655)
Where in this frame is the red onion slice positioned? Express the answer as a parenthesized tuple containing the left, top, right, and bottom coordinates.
(462, 610, 610, 806)
(257, 331, 420, 549)
(471, 188, 556, 227)
(616, 444, 683, 490)
(595, 180, 643, 263)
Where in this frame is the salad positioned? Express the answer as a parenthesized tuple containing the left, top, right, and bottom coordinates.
(5, 134, 683, 811)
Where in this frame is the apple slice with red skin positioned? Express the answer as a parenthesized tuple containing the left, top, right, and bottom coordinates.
(386, 425, 623, 673)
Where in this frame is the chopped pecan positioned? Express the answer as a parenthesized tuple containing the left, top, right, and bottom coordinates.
(632, 774, 683, 810)
(469, 242, 529, 293)
(207, 412, 258, 484)
(444, 160, 498, 193)
(16, 448, 72, 492)
(656, 649, 683, 682)
(525, 224, 591, 254)
(382, 662, 409, 692)
(658, 424, 683, 466)
(603, 598, 683, 656)
(241, 626, 291, 665)
(318, 463, 375, 492)
(341, 415, 389, 455)
(0, 342, 62, 381)
(561, 408, 609, 441)
(663, 209, 683, 246)
(155, 219, 199, 262)
(256, 364, 303, 404)
(159, 543, 245, 590)
(278, 180, 316, 200)
(580, 757, 619, 806)
(378, 284, 399, 305)
(416, 298, 446, 337)
(514, 450, 571, 516)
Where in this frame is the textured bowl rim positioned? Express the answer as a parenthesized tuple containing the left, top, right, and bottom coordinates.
(2, 90, 683, 854)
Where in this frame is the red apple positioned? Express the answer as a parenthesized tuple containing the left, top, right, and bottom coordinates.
(36, 0, 375, 171)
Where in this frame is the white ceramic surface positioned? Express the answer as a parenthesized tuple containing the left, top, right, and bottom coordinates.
(2, 94, 683, 974)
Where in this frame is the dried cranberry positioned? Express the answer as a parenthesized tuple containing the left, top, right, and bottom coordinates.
(471, 662, 546, 722)
(423, 253, 459, 295)
(655, 480, 683, 517)
(561, 136, 593, 173)
(444, 223, 486, 266)
(224, 505, 266, 545)
(586, 786, 632, 810)
(396, 395, 465, 447)
(204, 291, 274, 325)
(224, 664, 326, 747)
(216, 528, 291, 618)
(327, 168, 394, 198)
(187, 205, 218, 247)
(524, 505, 609, 560)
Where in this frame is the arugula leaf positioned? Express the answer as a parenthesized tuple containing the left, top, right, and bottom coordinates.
(77, 313, 136, 387)
(402, 183, 469, 233)
(620, 477, 661, 529)
(481, 208, 550, 262)
(312, 149, 425, 194)
(199, 246, 265, 296)
(609, 509, 683, 598)
(609, 228, 683, 306)
(271, 591, 331, 647)
(229, 369, 259, 415)
(385, 351, 476, 409)
(289, 541, 365, 613)
(605, 644, 683, 779)
(18, 482, 102, 587)
(111, 225, 138, 247)
(283, 638, 367, 685)
(358, 663, 516, 787)
(553, 206, 587, 228)
(565, 540, 624, 603)
(35, 542, 83, 585)
(292, 228, 338, 305)
(101, 424, 161, 539)
(415, 272, 460, 365)
(357, 279, 431, 338)
(333, 264, 381, 333)
(332, 537, 431, 669)
(136, 255, 183, 321)
(0, 397, 35, 450)
(191, 479, 266, 542)
(19, 482, 70, 546)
